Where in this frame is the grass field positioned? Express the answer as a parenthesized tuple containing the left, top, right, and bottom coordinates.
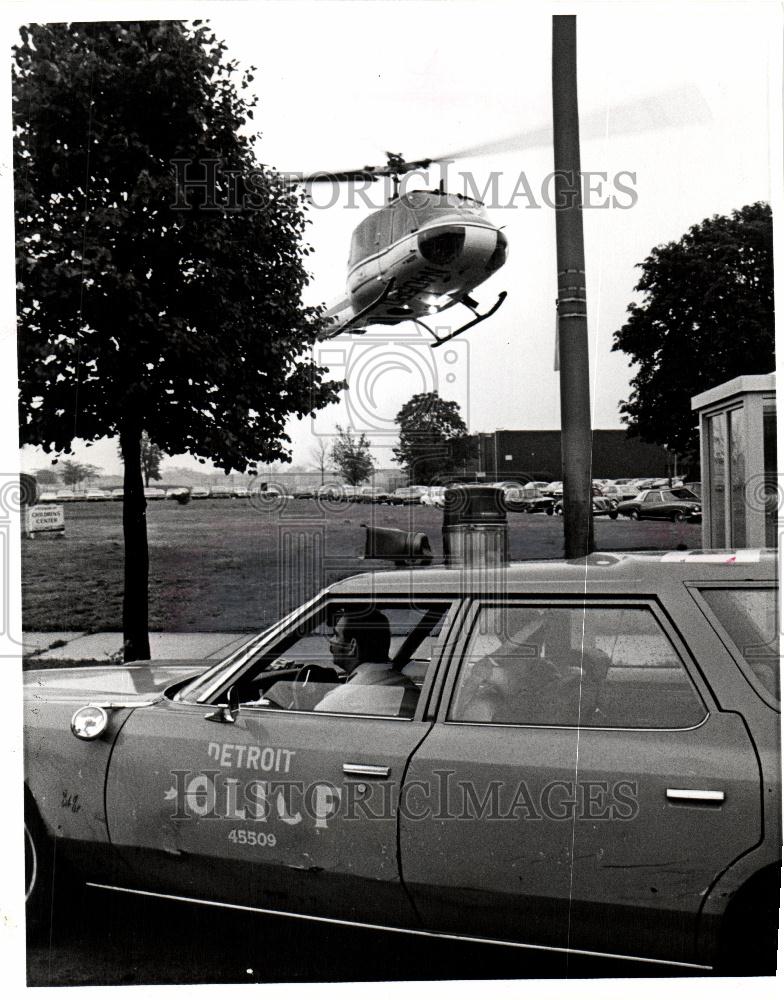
(21, 499, 702, 632)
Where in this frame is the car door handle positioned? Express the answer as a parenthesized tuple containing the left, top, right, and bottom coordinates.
(343, 763, 390, 779)
(666, 788, 725, 803)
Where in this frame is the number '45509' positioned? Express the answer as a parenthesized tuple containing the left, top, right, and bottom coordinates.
(228, 829, 277, 847)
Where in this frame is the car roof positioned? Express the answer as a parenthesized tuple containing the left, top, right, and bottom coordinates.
(326, 549, 776, 595)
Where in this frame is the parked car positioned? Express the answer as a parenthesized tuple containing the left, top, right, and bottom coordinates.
(317, 485, 352, 502)
(420, 486, 447, 508)
(609, 481, 641, 500)
(38, 492, 58, 503)
(503, 485, 554, 514)
(85, 489, 108, 502)
(54, 489, 75, 502)
(110, 488, 124, 501)
(233, 487, 249, 499)
(392, 486, 428, 505)
(617, 488, 702, 523)
(143, 488, 166, 501)
(190, 487, 211, 499)
(293, 488, 316, 500)
(23, 549, 779, 974)
(554, 495, 619, 518)
(599, 484, 625, 501)
(542, 481, 563, 497)
(166, 488, 190, 500)
(210, 486, 234, 499)
(355, 487, 383, 504)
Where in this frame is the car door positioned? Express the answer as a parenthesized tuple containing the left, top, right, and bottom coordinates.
(105, 595, 461, 928)
(640, 490, 666, 518)
(400, 598, 761, 966)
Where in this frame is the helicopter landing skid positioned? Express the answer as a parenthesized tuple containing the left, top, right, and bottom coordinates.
(322, 278, 396, 339)
(414, 291, 508, 348)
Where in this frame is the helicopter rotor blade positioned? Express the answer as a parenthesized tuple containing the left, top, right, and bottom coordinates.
(428, 84, 710, 162)
(286, 158, 433, 185)
(282, 85, 710, 183)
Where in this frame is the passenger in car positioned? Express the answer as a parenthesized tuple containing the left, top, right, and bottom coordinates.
(314, 610, 418, 715)
(459, 612, 609, 726)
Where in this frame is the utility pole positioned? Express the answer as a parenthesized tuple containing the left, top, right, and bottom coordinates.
(552, 14, 594, 557)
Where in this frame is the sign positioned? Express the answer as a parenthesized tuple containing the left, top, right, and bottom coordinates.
(23, 504, 65, 538)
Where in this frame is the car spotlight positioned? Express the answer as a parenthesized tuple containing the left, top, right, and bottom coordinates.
(70, 705, 109, 741)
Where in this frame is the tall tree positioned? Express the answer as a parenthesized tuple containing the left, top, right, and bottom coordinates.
(309, 438, 332, 485)
(330, 426, 375, 486)
(15, 22, 340, 659)
(33, 467, 59, 486)
(612, 202, 774, 460)
(393, 391, 470, 483)
(59, 460, 101, 489)
(59, 460, 87, 488)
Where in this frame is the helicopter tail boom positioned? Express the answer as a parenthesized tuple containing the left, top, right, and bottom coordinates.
(321, 278, 396, 340)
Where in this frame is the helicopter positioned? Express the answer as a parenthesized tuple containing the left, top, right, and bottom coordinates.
(287, 85, 709, 348)
(293, 153, 508, 348)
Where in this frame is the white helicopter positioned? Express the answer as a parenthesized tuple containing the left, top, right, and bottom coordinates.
(294, 152, 507, 347)
(287, 86, 708, 348)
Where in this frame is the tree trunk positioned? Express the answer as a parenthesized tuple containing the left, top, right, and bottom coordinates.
(120, 421, 151, 661)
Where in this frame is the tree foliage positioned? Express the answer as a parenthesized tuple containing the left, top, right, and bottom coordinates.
(33, 467, 59, 485)
(330, 425, 374, 486)
(59, 460, 101, 487)
(612, 202, 774, 457)
(14, 20, 339, 465)
(393, 392, 470, 483)
(14, 21, 341, 658)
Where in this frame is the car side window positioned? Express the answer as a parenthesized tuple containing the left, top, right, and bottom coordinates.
(697, 587, 779, 703)
(230, 602, 451, 718)
(448, 605, 706, 729)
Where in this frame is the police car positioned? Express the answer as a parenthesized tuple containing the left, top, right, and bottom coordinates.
(24, 548, 779, 974)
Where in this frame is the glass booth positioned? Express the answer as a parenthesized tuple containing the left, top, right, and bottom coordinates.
(692, 373, 777, 548)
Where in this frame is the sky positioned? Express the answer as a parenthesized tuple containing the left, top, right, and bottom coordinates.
(11, 0, 781, 478)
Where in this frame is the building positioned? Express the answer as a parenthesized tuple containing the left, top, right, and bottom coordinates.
(692, 373, 776, 548)
(468, 429, 672, 483)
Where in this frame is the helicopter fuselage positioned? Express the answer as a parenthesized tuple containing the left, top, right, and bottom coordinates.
(325, 191, 507, 339)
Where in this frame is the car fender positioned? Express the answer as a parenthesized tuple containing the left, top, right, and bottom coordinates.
(696, 844, 782, 966)
(25, 697, 136, 846)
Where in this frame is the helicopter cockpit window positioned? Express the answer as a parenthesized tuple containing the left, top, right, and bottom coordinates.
(349, 216, 380, 268)
(391, 201, 416, 243)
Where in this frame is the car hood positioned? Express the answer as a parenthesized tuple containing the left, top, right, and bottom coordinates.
(23, 660, 204, 704)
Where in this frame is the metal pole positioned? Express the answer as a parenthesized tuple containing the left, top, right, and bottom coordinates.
(552, 14, 594, 557)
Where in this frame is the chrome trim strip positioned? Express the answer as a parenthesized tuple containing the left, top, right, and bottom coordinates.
(443, 714, 710, 734)
(98, 700, 158, 710)
(342, 763, 391, 778)
(666, 789, 725, 803)
(84, 883, 712, 971)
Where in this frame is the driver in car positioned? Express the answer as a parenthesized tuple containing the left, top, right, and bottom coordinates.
(314, 609, 418, 715)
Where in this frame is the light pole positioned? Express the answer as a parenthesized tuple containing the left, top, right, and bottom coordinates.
(552, 14, 594, 557)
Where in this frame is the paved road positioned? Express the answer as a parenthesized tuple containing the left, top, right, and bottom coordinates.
(28, 885, 693, 985)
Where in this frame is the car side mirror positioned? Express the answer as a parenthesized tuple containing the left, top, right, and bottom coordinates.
(204, 684, 240, 725)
